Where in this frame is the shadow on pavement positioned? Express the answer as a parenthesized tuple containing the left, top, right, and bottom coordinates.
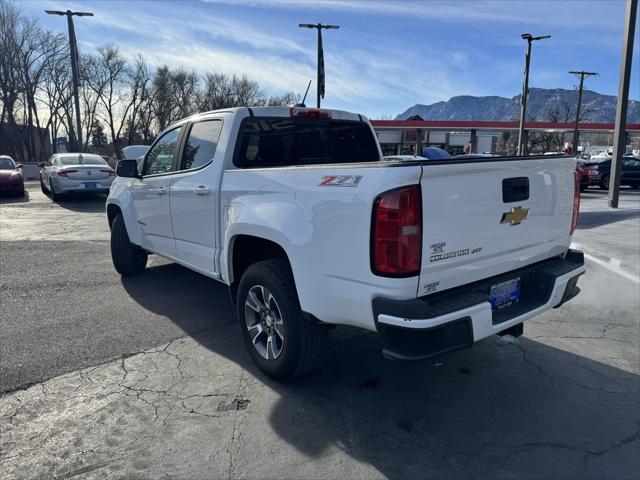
(577, 209, 640, 229)
(0, 190, 29, 204)
(122, 261, 639, 479)
(121, 262, 236, 336)
(582, 187, 640, 197)
(54, 193, 108, 213)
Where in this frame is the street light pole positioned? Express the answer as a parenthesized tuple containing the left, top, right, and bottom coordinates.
(517, 33, 551, 156)
(299, 23, 340, 108)
(609, 0, 637, 208)
(45, 9, 93, 152)
(569, 71, 598, 157)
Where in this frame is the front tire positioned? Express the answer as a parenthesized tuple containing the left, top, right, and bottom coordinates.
(237, 259, 327, 381)
(599, 175, 610, 190)
(110, 213, 147, 275)
(40, 177, 47, 194)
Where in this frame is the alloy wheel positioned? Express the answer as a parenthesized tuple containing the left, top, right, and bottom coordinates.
(244, 285, 285, 360)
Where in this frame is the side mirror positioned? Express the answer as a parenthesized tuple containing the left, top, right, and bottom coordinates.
(38, 162, 45, 168)
(16, 163, 23, 169)
(116, 159, 140, 178)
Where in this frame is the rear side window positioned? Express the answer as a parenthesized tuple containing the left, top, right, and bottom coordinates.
(234, 118, 379, 168)
(180, 120, 223, 170)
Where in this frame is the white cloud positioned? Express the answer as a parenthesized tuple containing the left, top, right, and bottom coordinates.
(205, 0, 626, 29)
(48, 0, 478, 116)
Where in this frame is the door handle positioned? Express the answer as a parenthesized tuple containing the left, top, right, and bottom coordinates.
(150, 187, 167, 195)
(193, 186, 211, 195)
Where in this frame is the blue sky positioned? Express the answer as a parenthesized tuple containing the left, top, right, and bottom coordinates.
(23, 0, 640, 118)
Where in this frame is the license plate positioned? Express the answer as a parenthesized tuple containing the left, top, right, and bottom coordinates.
(84, 182, 97, 189)
(490, 278, 520, 310)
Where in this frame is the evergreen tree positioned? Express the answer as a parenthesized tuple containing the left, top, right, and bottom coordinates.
(90, 121, 108, 148)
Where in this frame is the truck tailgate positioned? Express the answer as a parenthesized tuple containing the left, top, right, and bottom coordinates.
(418, 156, 576, 297)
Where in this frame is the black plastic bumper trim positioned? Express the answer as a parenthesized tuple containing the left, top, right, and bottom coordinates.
(373, 250, 585, 361)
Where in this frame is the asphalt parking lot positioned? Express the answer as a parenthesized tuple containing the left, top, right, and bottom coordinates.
(1, 182, 639, 479)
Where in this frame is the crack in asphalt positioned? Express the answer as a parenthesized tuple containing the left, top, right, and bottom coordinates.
(512, 342, 556, 388)
(226, 370, 249, 480)
(532, 322, 635, 344)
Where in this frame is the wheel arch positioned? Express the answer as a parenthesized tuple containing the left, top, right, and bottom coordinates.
(105, 198, 143, 246)
(228, 234, 293, 303)
(107, 203, 122, 228)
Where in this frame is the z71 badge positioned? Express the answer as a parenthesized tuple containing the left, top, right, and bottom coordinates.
(318, 175, 363, 187)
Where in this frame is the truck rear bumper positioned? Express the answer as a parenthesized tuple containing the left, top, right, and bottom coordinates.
(372, 250, 585, 361)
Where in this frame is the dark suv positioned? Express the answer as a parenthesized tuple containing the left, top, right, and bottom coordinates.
(588, 155, 640, 190)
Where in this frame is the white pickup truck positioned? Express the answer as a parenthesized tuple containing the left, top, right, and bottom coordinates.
(106, 106, 585, 380)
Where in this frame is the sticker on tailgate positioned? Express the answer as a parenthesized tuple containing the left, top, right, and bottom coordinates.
(428, 241, 483, 263)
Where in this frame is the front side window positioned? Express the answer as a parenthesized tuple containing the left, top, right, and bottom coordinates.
(145, 127, 182, 175)
(234, 118, 379, 168)
(180, 120, 223, 170)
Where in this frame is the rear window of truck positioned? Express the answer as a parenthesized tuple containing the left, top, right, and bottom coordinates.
(234, 118, 380, 168)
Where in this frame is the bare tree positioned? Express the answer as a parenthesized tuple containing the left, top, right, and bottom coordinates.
(124, 55, 151, 144)
(1, 1, 335, 160)
(268, 91, 300, 106)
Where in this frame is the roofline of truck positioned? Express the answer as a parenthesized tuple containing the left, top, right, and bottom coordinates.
(394, 153, 572, 167)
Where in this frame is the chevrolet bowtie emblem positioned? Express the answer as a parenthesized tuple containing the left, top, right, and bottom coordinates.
(501, 206, 529, 225)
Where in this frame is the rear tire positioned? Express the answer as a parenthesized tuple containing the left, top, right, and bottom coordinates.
(49, 179, 61, 201)
(237, 259, 327, 381)
(110, 213, 147, 275)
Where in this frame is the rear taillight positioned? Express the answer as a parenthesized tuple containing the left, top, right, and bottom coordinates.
(372, 185, 422, 276)
(57, 169, 77, 177)
(571, 172, 580, 234)
(101, 169, 116, 176)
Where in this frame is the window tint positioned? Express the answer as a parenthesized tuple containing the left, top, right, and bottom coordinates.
(181, 120, 223, 170)
(623, 158, 640, 167)
(145, 127, 182, 175)
(235, 118, 379, 168)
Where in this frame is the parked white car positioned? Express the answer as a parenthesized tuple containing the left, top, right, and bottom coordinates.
(107, 106, 585, 381)
(40, 153, 115, 201)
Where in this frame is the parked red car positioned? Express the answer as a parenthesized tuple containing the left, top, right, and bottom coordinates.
(0, 155, 25, 197)
(576, 160, 600, 191)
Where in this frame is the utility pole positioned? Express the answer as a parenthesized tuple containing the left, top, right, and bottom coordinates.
(517, 33, 551, 156)
(299, 23, 340, 108)
(569, 70, 598, 156)
(609, 0, 637, 208)
(45, 9, 93, 152)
